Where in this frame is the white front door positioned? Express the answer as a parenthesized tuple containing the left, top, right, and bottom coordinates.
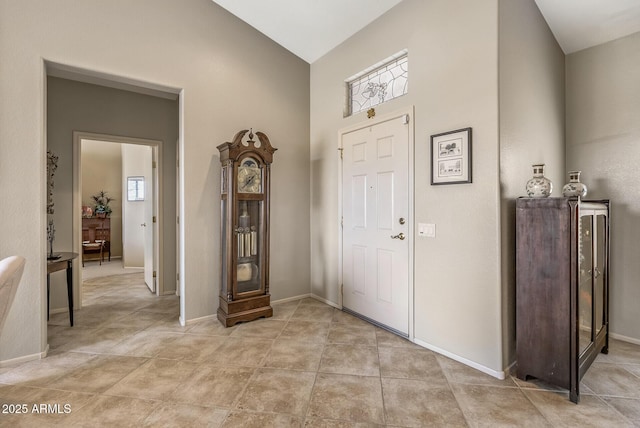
(342, 114, 410, 334)
(143, 150, 155, 293)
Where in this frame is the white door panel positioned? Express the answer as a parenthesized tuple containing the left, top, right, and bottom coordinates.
(377, 171, 394, 230)
(352, 245, 366, 295)
(342, 116, 409, 334)
(351, 175, 367, 229)
(376, 248, 393, 303)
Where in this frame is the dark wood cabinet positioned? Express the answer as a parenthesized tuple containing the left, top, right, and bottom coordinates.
(516, 197, 609, 403)
(82, 217, 111, 265)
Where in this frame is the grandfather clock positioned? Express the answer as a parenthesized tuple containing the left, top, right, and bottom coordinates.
(217, 129, 276, 327)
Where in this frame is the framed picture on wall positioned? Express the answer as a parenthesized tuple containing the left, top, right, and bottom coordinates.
(430, 127, 472, 185)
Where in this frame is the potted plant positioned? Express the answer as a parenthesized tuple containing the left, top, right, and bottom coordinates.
(91, 190, 114, 217)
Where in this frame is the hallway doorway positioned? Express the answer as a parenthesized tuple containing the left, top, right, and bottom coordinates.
(44, 67, 181, 346)
(73, 133, 166, 307)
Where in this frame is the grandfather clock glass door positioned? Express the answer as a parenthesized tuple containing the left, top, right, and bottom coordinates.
(235, 199, 263, 295)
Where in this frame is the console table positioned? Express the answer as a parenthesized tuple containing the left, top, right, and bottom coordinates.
(47, 252, 78, 326)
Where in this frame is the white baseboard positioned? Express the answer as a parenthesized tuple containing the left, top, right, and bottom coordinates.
(48, 307, 68, 315)
(610, 332, 640, 346)
(333, 305, 505, 375)
(0, 345, 48, 368)
(272, 294, 310, 305)
(271, 293, 342, 309)
(413, 338, 507, 380)
(179, 294, 312, 326)
(271, 293, 340, 308)
(309, 294, 529, 376)
(182, 313, 217, 326)
(309, 294, 340, 309)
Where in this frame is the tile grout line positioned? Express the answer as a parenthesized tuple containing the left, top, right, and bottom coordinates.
(592, 392, 638, 427)
(376, 326, 390, 426)
(516, 377, 561, 428)
(434, 353, 472, 428)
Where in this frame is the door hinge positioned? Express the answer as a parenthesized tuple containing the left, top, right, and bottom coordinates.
(176, 216, 179, 224)
(152, 161, 157, 168)
(177, 273, 180, 281)
(341, 216, 343, 228)
(153, 216, 157, 223)
(340, 283, 344, 296)
(402, 114, 410, 125)
(153, 270, 157, 278)
(338, 147, 343, 159)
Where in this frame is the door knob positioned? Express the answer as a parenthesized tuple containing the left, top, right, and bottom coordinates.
(141, 223, 146, 227)
(390, 232, 405, 240)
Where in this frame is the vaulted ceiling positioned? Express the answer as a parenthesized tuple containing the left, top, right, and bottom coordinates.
(211, 0, 640, 63)
(210, 0, 400, 63)
(534, 0, 640, 54)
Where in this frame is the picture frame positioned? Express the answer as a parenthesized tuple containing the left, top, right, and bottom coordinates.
(430, 127, 472, 185)
(81, 205, 93, 218)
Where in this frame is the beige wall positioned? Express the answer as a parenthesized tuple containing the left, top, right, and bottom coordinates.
(566, 31, 640, 343)
(498, 0, 566, 364)
(0, 0, 310, 362)
(311, 0, 505, 374)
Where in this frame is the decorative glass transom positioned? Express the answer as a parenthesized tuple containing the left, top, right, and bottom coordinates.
(346, 50, 408, 117)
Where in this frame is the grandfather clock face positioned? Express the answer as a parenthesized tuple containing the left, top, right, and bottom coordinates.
(237, 157, 262, 193)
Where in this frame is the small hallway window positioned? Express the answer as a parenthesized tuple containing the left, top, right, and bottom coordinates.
(127, 176, 145, 201)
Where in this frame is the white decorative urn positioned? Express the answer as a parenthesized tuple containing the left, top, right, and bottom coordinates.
(526, 164, 553, 198)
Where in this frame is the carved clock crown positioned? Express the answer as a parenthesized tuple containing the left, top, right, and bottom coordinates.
(217, 129, 277, 164)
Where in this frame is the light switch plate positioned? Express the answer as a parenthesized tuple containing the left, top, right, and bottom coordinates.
(418, 223, 436, 238)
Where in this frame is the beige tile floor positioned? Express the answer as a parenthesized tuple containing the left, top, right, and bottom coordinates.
(1, 271, 639, 427)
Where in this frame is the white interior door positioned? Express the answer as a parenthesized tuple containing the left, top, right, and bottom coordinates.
(143, 150, 155, 293)
(342, 115, 410, 334)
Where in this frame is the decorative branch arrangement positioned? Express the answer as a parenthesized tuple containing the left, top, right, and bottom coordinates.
(47, 150, 58, 214)
(47, 150, 59, 258)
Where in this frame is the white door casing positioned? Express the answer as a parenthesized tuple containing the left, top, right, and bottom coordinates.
(341, 113, 411, 335)
(144, 148, 155, 293)
(72, 132, 163, 307)
(175, 139, 181, 296)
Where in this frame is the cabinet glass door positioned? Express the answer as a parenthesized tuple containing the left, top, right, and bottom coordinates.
(594, 213, 606, 336)
(578, 214, 593, 355)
